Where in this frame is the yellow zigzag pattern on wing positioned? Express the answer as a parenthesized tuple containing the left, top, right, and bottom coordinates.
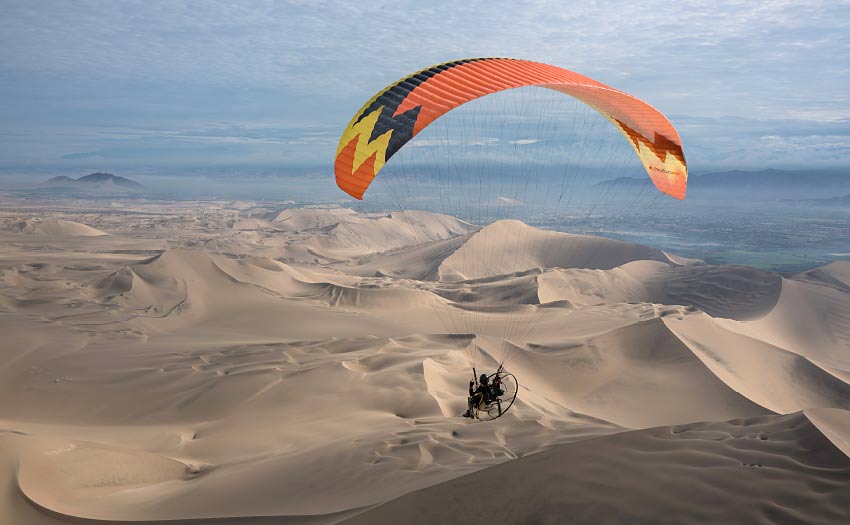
(337, 107, 393, 175)
(335, 59, 483, 176)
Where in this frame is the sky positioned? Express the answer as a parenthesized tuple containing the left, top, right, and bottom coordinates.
(1, 0, 849, 176)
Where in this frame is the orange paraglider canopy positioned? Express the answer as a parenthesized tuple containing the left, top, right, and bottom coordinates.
(334, 58, 687, 200)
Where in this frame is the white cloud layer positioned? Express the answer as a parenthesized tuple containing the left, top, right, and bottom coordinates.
(1, 0, 849, 170)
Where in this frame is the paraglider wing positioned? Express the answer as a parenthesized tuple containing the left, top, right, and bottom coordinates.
(334, 58, 687, 200)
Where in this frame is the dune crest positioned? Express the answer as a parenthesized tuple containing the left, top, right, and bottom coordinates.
(4, 218, 108, 236)
(438, 219, 674, 280)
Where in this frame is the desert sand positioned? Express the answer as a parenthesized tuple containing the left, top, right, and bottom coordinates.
(1, 196, 850, 524)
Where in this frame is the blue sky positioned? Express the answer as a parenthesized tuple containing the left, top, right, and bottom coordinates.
(1, 0, 849, 175)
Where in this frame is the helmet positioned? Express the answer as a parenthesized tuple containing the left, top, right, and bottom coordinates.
(480, 373, 488, 383)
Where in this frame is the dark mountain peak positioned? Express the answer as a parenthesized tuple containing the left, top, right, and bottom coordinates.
(40, 172, 145, 192)
(44, 175, 75, 185)
(694, 168, 850, 187)
(797, 193, 850, 208)
(77, 172, 117, 183)
(77, 172, 144, 189)
(594, 176, 653, 188)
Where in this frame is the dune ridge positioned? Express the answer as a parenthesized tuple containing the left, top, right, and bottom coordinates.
(2, 218, 109, 236)
(344, 412, 850, 525)
(1, 203, 849, 524)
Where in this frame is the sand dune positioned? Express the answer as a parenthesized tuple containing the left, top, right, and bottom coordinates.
(666, 313, 850, 413)
(265, 209, 475, 264)
(3, 217, 109, 236)
(333, 235, 471, 280)
(346, 412, 850, 525)
(0, 203, 849, 524)
(316, 210, 472, 257)
(337, 219, 673, 282)
(537, 262, 782, 320)
(438, 219, 673, 280)
(507, 318, 768, 428)
(269, 207, 361, 231)
(723, 268, 850, 370)
(793, 261, 850, 290)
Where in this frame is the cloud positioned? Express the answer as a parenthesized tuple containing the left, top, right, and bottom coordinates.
(0, 1, 849, 170)
(61, 151, 104, 160)
(673, 115, 850, 168)
(3, 1, 848, 114)
(407, 137, 500, 148)
(484, 196, 525, 207)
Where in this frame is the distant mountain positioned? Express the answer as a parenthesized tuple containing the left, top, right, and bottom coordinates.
(595, 169, 850, 195)
(692, 168, 850, 189)
(832, 194, 850, 206)
(44, 175, 75, 185)
(791, 194, 850, 208)
(593, 176, 652, 189)
(42, 172, 145, 192)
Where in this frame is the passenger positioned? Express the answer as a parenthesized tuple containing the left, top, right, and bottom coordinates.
(463, 373, 490, 418)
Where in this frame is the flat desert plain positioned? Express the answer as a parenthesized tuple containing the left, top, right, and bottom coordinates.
(2, 196, 850, 524)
